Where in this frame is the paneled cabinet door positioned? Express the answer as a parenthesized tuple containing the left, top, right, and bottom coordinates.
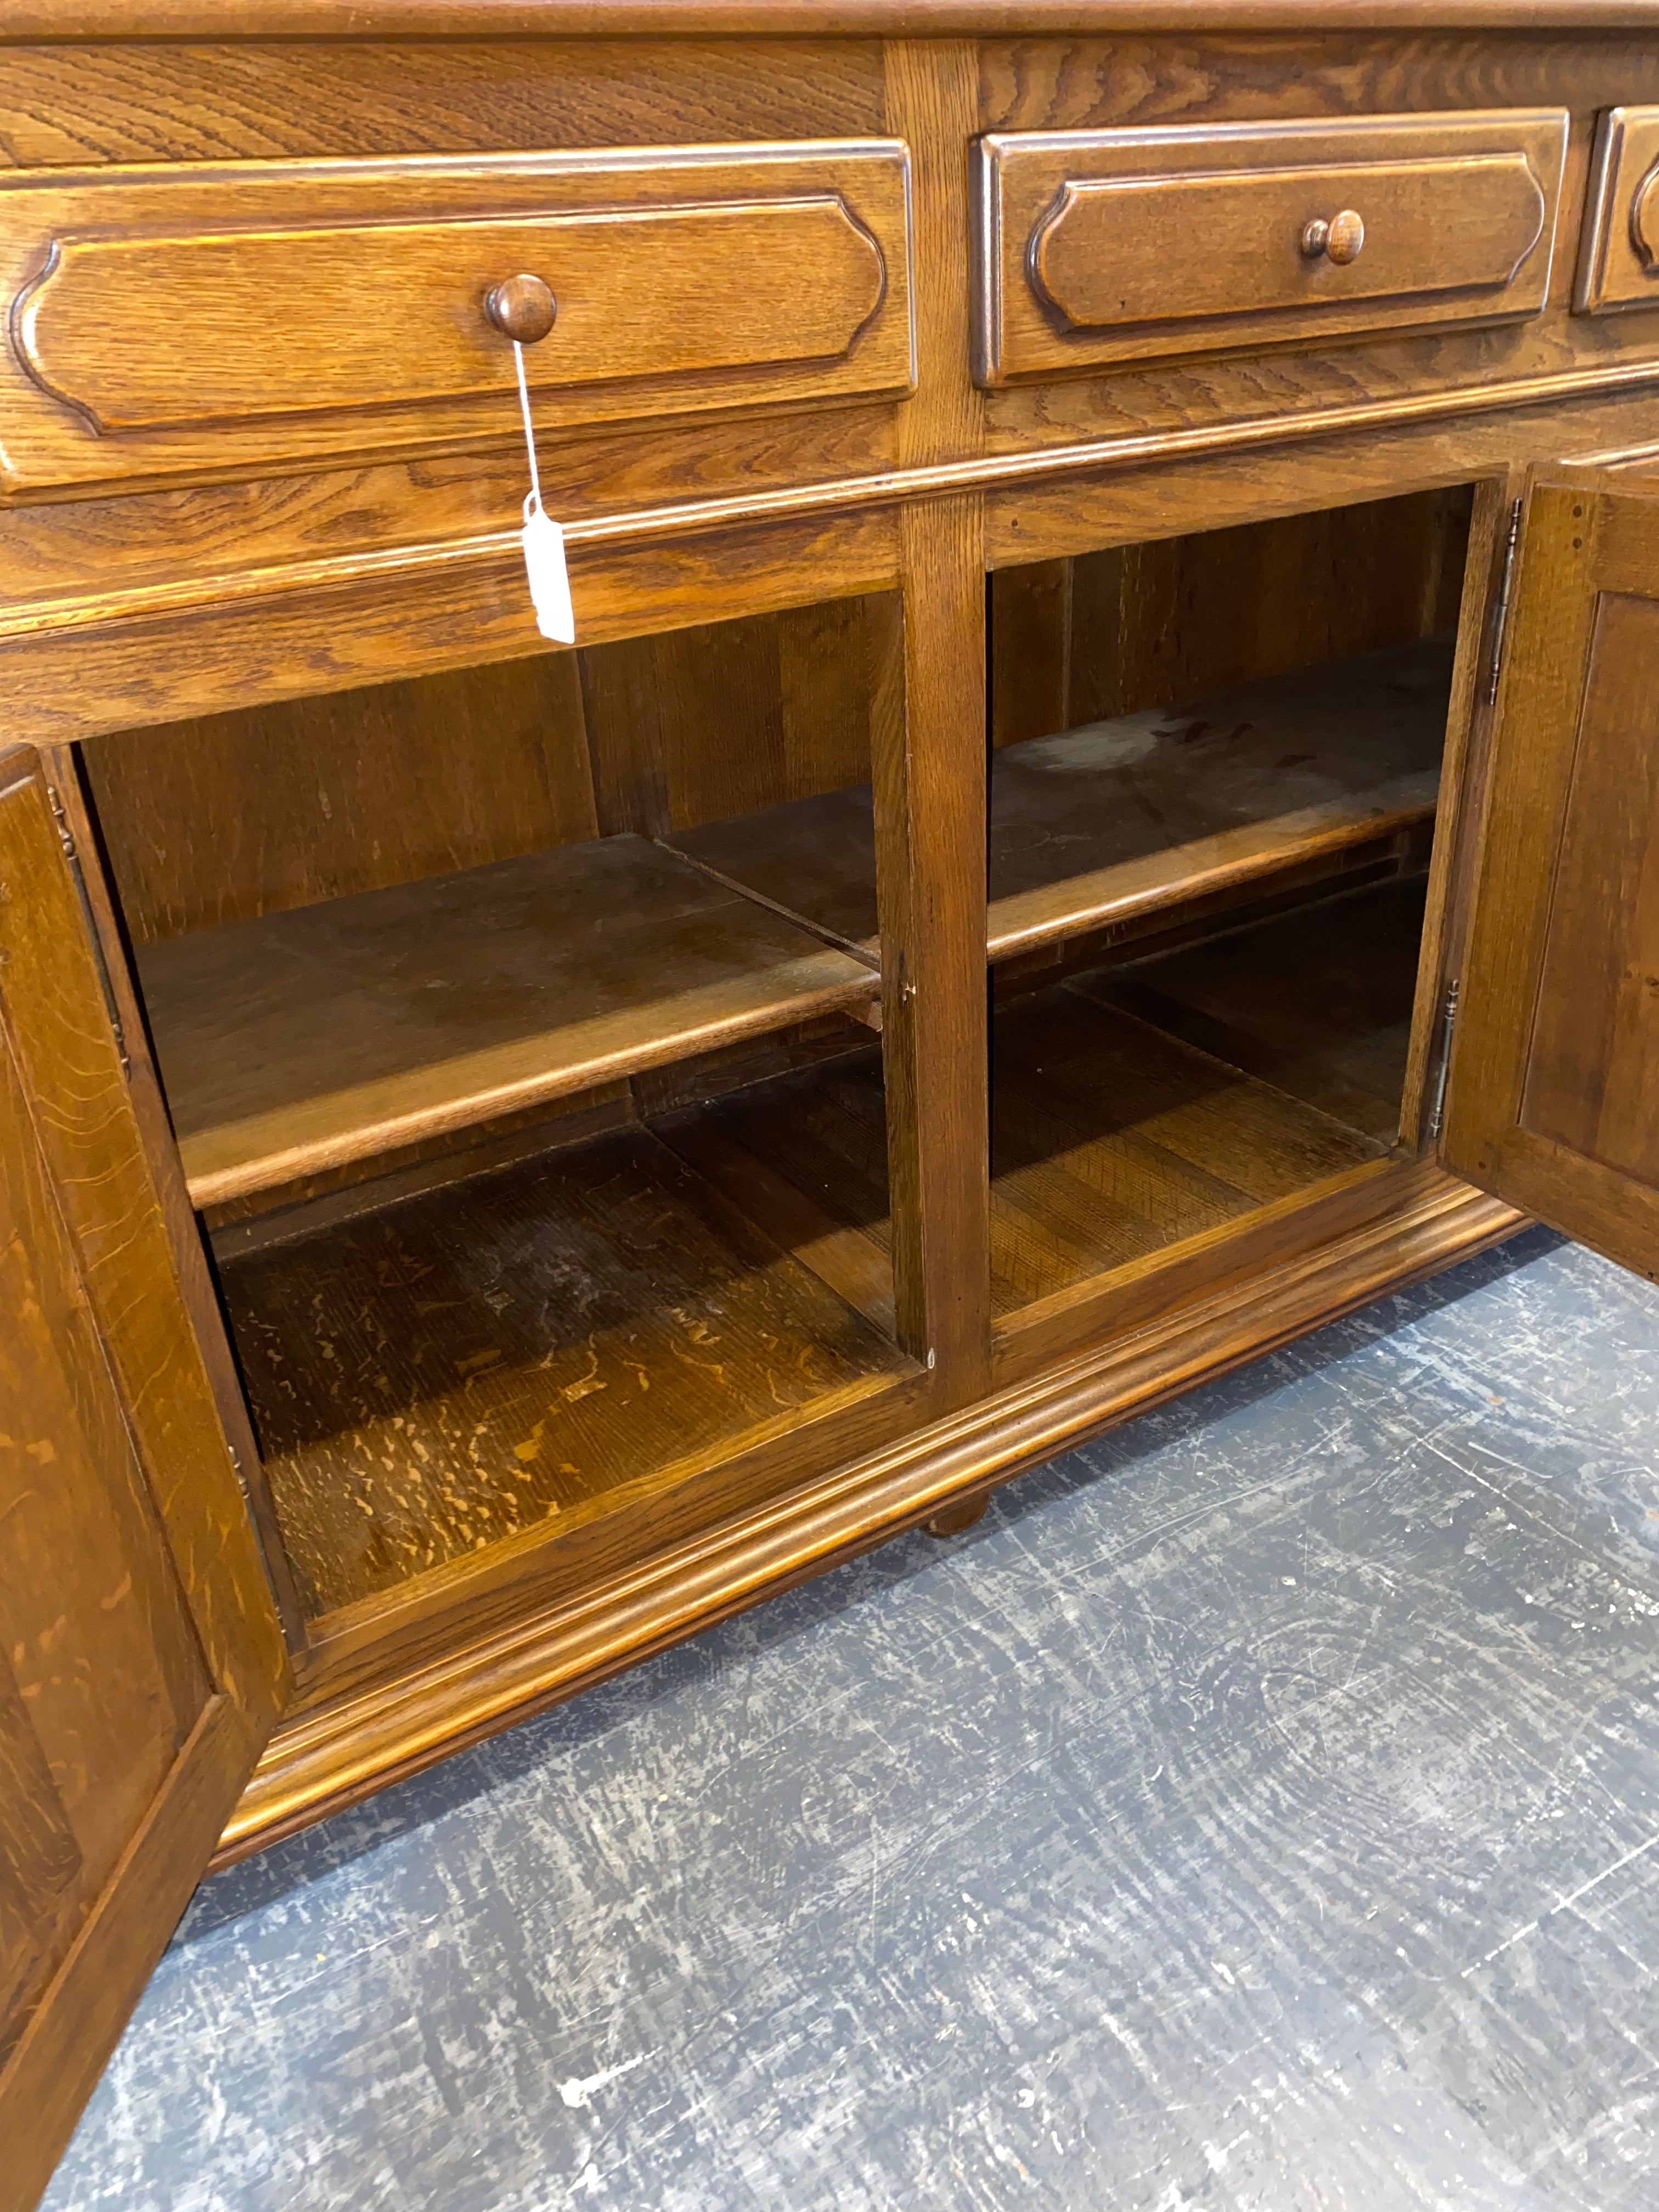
(1441, 467, 1659, 1283)
(0, 749, 289, 2212)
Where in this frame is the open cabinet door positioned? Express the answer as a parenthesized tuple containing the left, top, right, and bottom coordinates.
(1442, 466, 1659, 1282)
(0, 750, 289, 2212)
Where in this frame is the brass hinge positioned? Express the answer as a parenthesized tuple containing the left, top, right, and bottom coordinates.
(46, 783, 131, 1079)
(1483, 498, 1524, 707)
(1426, 977, 1460, 1142)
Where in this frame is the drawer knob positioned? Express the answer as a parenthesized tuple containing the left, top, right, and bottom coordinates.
(1300, 209, 1365, 266)
(484, 273, 557, 345)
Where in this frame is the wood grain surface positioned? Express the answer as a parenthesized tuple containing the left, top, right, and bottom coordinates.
(83, 653, 596, 945)
(0, 751, 286, 2212)
(137, 832, 879, 1208)
(219, 1156, 1523, 1866)
(985, 635, 1451, 959)
(0, 41, 887, 170)
(224, 1119, 905, 1621)
(977, 109, 1567, 382)
(990, 487, 1470, 746)
(5, 2, 1659, 35)
(0, 142, 913, 494)
(669, 634, 1452, 962)
(1444, 470, 1659, 1279)
(698, 992, 1385, 1324)
(1575, 104, 1659, 315)
(989, 984, 1386, 1314)
(1092, 875, 1429, 1142)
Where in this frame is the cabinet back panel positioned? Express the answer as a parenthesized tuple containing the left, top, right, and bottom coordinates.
(991, 486, 1471, 749)
(83, 596, 878, 945)
(82, 655, 597, 946)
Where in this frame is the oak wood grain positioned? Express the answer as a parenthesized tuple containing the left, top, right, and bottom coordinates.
(0, 749, 285, 2212)
(1, 142, 913, 494)
(985, 636, 1450, 960)
(138, 832, 880, 1209)
(978, 110, 1567, 383)
(7, 3, 1659, 35)
(83, 653, 596, 945)
(669, 634, 1452, 962)
(24, 506, 904, 755)
(0, 41, 887, 170)
(42, 744, 310, 1649)
(1089, 875, 1429, 1143)
(1443, 469, 1659, 1279)
(996, 488, 1471, 735)
(1394, 469, 1519, 1149)
(1574, 105, 1659, 315)
(223, 1117, 906, 1621)
(989, 984, 1386, 1314)
(218, 1160, 1523, 1871)
(875, 40, 991, 1397)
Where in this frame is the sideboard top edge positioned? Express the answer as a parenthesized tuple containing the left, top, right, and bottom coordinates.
(4, 0, 1659, 42)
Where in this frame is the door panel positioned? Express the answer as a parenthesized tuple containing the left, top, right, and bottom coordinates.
(0, 749, 288, 2212)
(1442, 470, 1659, 1278)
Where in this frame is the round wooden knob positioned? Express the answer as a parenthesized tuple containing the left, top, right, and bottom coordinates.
(484, 273, 557, 345)
(1300, 210, 1365, 266)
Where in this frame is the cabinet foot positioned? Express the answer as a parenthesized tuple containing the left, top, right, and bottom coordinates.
(924, 1496, 988, 1538)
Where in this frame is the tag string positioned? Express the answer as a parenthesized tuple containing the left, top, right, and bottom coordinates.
(512, 339, 543, 509)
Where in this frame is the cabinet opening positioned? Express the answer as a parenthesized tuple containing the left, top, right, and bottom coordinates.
(78, 594, 911, 1627)
(983, 484, 1473, 1322)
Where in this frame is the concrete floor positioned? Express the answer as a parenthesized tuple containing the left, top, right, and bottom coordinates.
(43, 1226, 1659, 2211)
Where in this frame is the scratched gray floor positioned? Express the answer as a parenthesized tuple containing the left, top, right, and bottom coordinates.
(42, 1225, 1659, 2211)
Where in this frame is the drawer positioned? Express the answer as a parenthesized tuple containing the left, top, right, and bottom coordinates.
(1576, 107, 1659, 315)
(973, 110, 1568, 385)
(0, 142, 913, 496)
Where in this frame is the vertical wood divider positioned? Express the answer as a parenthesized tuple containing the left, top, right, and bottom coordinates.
(872, 504, 991, 1396)
(877, 39, 991, 1401)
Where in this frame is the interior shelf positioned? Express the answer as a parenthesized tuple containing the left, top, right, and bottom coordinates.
(215, 871, 1424, 1620)
(138, 831, 881, 1209)
(987, 877, 1426, 1314)
(596, 879, 1419, 1336)
(1093, 876, 1430, 1145)
(667, 636, 1452, 963)
(223, 1111, 906, 1622)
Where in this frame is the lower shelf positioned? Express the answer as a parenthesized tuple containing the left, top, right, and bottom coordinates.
(227, 874, 1427, 1688)
(223, 1115, 907, 1623)
(222, 1161, 1528, 1867)
(1090, 874, 1429, 1144)
(140, 830, 879, 1211)
(989, 993, 1387, 1317)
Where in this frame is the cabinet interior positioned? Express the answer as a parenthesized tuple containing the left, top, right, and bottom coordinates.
(75, 482, 1471, 1633)
(981, 485, 1470, 1321)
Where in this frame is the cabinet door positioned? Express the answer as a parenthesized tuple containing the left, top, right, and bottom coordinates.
(0, 749, 288, 2212)
(1441, 468, 1659, 1280)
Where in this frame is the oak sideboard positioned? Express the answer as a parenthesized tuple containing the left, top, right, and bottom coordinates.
(7, 5, 1659, 2200)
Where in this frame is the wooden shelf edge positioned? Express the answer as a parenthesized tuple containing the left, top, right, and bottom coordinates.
(178, 965, 879, 1210)
(986, 795, 1438, 963)
(216, 1164, 1526, 1868)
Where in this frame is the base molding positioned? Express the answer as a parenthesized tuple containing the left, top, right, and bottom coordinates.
(216, 1166, 1524, 1866)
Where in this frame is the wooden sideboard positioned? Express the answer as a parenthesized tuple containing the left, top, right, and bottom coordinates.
(8, 7, 1659, 2201)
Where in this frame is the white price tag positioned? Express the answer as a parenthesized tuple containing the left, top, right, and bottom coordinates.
(510, 337, 575, 645)
(521, 493, 574, 645)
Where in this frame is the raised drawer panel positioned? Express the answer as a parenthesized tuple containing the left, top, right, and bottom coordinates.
(1576, 106, 1659, 315)
(974, 110, 1568, 385)
(0, 142, 913, 495)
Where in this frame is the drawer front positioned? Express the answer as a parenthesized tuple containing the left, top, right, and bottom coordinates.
(1576, 106, 1659, 315)
(1, 142, 913, 495)
(974, 110, 1568, 385)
